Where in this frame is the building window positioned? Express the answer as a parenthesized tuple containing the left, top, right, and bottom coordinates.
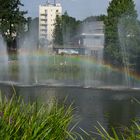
(41, 29, 47, 32)
(94, 36, 100, 39)
(40, 34, 47, 37)
(95, 29, 103, 31)
(41, 14, 47, 16)
(41, 19, 47, 21)
(40, 24, 47, 27)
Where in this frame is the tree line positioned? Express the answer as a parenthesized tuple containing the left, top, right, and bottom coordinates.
(53, 11, 81, 46)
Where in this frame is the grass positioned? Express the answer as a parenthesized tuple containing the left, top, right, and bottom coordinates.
(94, 99, 140, 140)
(0, 91, 78, 140)
(95, 121, 140, 140)
(0, 89, 140, 140)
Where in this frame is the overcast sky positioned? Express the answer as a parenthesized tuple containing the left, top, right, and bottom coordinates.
(21, 0, 140, 20)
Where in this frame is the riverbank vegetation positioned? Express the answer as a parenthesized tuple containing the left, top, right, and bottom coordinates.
(0, 92, 76, 140)
(95, 121, 140, 140)
(0, 91, 140, 140)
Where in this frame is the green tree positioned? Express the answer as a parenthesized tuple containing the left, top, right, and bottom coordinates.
(118, 16, 140, 71)
(53, 12, 80, 46)
(104, 0, 137, 66)
(0, 0, 27, 49)
(53, 15, 63, 46)
(83, 15, 106, 22)
(62, 11, 80, 45)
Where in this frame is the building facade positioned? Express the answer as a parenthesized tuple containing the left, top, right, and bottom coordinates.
(79, 21, 104, 61)
(39, 2, 62, 46)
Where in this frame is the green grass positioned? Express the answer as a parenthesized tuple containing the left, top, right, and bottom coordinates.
(95, 121, 140, 140)
(0, 91, 78, 140)
(94, 98, 140, 140)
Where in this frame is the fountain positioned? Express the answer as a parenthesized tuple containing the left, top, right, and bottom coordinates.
(0, 1, 140, 139)
(18, 25, 40, 85)
(0, 35, 140, 88)
(0, 34, 9, 82)
(0, 15, 140, 139)
(118, 15, 140, 88)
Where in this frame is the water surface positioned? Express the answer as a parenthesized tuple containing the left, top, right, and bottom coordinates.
(0, 84, 140, 139)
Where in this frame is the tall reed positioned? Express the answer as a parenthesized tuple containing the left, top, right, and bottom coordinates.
(0, 91, 77, 140)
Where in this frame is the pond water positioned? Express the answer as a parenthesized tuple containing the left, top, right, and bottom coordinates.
(0, 84, 140, 139)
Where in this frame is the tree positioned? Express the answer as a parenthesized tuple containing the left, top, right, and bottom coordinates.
(118, 16, 140, 72)
(62, 11, 80, 45)
(83, 15, 106, 22)
(104, 0, 138, 66)
(0, 0, 27, 50)
(53, 15, 63, 46)
(53, 12, 80, 46)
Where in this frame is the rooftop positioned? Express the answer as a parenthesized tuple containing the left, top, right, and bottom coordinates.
(42, 2, 61, 7)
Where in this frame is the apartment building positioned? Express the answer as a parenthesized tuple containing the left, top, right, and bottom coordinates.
(39, 1, 62, 45)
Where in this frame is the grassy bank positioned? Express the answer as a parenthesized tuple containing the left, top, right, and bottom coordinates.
(0, 91, 140, 140)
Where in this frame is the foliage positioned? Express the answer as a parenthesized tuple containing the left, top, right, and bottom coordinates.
(118, 16, 140, 72)
(83, 15, 106, 22)
(104, 0, 138, 66)
(95, 121, 140, 140)
(62, 12, 81, 45)
(53, 15, 63, 45)
(0, 0, 27, 49)
(53, 12, 81, 46)
(0, 91, 76, 140)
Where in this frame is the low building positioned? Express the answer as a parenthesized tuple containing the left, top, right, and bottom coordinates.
(76, 21, 104, 60)
(53, 20, 104, 58)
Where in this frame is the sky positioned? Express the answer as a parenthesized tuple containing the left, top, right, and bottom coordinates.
(21, 0, 140, 20)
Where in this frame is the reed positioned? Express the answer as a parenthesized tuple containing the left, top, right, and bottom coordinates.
(0, 91, 77, 140)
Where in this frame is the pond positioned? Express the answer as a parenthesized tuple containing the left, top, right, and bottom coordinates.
(0, 84, 140, 138)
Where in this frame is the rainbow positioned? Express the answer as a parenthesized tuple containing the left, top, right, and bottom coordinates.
(81, 56, 140, 81)
(60, 55, 140, 82)
(17, 51, 140, 82)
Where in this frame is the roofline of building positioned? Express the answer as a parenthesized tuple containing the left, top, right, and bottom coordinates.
(80, 33, 104, 36)
(40, 2, 61, 7)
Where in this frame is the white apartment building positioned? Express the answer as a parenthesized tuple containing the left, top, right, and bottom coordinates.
(39, 2, 62, 45)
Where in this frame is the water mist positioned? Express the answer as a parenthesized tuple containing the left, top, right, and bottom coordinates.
(118, 15, 140, 87)
(18, 24, 39, 84)
(0, 34, 9, 82)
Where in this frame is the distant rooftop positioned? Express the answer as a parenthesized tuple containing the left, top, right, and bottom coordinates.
(42, 1, 61, 7)
(80, 21, 104, 34)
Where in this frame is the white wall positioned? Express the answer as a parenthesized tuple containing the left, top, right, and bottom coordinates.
(39, 3, 62, 43)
